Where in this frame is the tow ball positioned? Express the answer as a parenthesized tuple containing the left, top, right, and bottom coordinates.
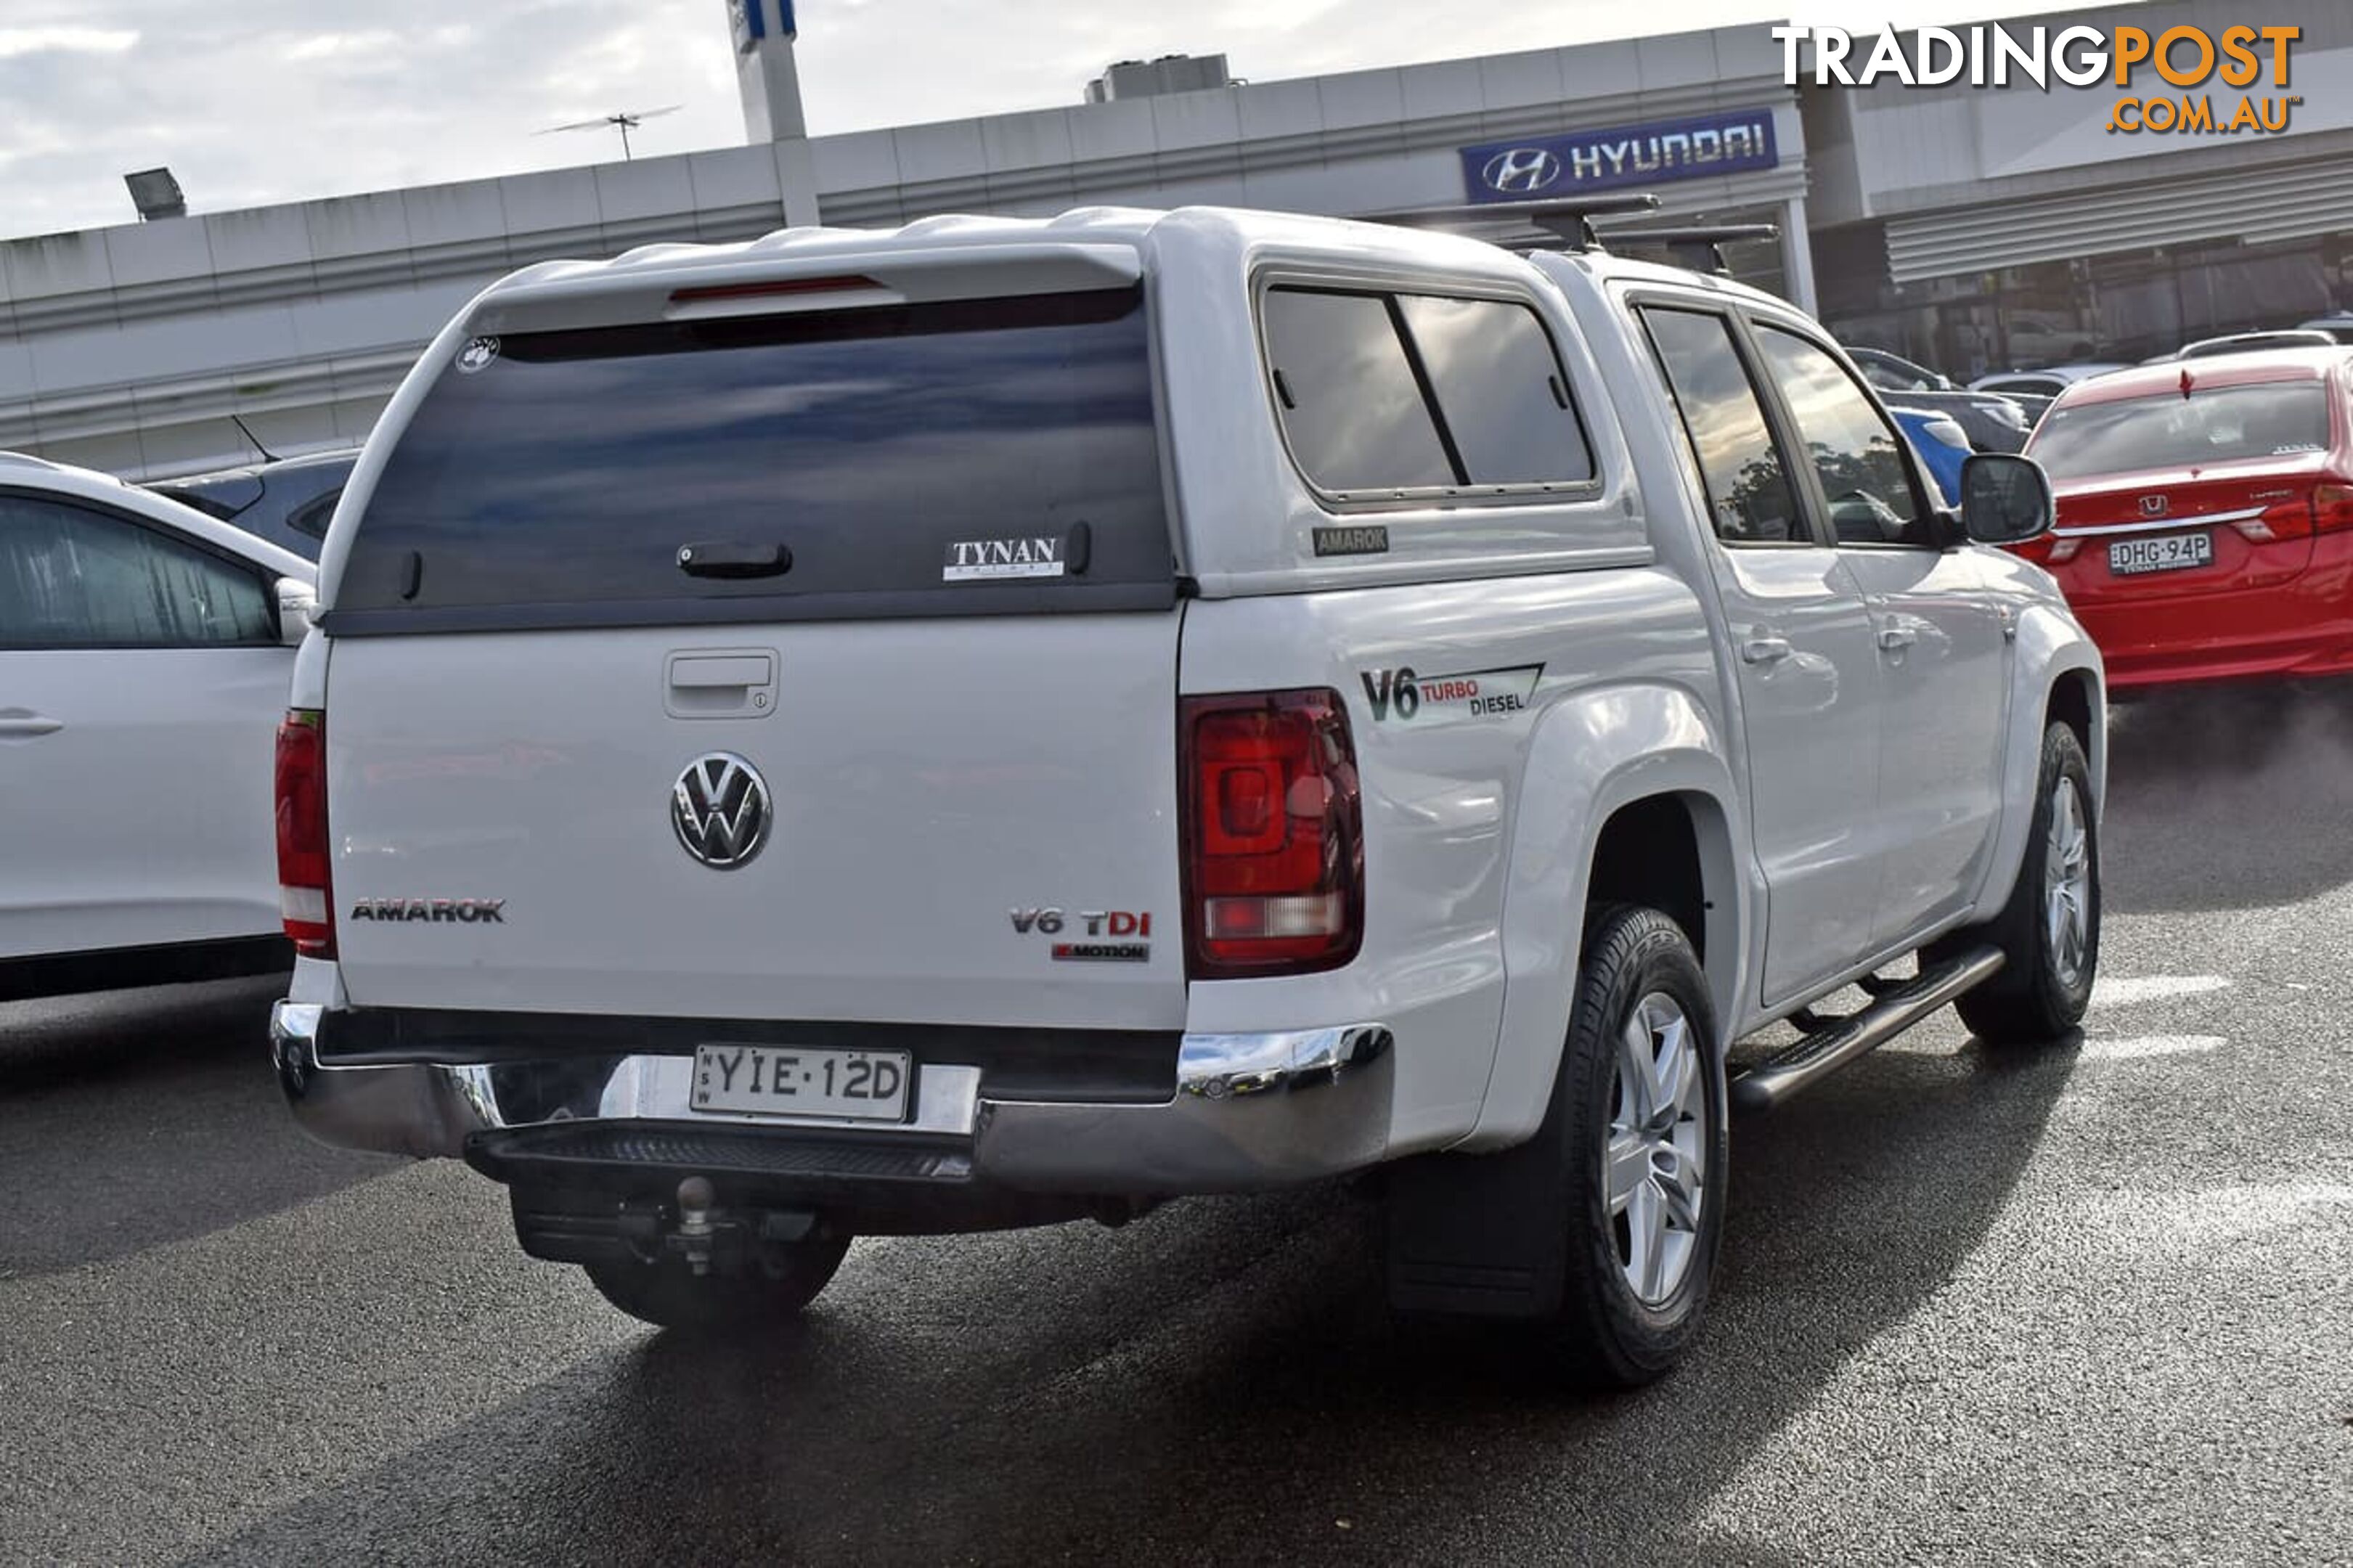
(630, 1177, 820, 1275)
(673, 1176, 719, 1275)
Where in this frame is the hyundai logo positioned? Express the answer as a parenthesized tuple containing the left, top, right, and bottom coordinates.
(1482, 147, 1564, 195)
(672, 753, 770, 870)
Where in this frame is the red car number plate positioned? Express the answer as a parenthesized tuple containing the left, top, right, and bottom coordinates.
(2108, 531, 2213, 576)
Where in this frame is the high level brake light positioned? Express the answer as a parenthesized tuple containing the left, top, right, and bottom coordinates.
(274, 709, 335, 958)
(1180, 688, 1364, 979)
(667, 274, 886, 306)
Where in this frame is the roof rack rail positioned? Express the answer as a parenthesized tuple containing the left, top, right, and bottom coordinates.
(1362, 194, 1663, 252)
(1591, 223, 1779, 277)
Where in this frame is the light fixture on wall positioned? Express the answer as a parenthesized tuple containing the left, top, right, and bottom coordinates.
(123, 168, 187, 221)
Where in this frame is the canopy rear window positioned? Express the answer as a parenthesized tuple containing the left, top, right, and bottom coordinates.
(2031, 381, 2331, 480)
(330, 286, 1173, 632)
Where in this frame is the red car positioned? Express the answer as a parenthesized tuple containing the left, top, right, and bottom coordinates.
(2019, 348, 2353, 690)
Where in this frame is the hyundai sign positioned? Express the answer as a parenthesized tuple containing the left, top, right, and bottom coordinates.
(730, 0, 799, 53)
(1460, 109, 1779, 203)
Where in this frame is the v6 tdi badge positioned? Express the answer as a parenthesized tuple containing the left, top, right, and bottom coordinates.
(1011, 907, 1153, 962)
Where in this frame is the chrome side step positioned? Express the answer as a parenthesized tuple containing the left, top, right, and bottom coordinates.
(1729, 946, 2005, 1114)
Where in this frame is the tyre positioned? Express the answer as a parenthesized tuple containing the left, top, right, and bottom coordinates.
(584, 1231, 851, 1334)
(1546, 903, 1729, 1389)
(1936, 722, 2099, 1045)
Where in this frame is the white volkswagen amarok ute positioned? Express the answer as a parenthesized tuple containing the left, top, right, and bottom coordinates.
(272, 205, 2104, 1385)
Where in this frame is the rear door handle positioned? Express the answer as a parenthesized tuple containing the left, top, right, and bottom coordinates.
(1877, 625, 1918, 652)
(664, 650, 778, 719)
(1740, 634, 1793, 666)
(0, 709, 63, 738)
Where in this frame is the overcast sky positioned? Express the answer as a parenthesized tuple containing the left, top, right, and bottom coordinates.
(2, 0, 2110, 240)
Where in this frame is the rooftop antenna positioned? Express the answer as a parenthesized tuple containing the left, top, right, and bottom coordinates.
(536, 105, 682, 161)
(229, 413, 279, 464)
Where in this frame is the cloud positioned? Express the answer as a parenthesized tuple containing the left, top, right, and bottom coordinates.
(281, 30, 402, 62)
(0, 25, 139, 58)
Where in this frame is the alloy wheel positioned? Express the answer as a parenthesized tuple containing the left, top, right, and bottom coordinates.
(1606, 992, 1708, 1307)
(2044, 775, 2092, 991)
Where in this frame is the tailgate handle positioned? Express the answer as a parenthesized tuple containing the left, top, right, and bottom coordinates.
(669, 656, 772, 690)
(665, 651, 778, 719)
(677, 542, 791, 579)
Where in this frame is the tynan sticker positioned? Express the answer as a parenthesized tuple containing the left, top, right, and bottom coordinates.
(455, 336, 500, 374)
(945, 536, 1066, 581)
(1361, 663, 1544, 724)
(1313, 525, 1390, 557)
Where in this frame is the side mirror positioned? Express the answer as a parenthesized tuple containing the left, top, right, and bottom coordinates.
(275, 576, 317, 646)
(1959, 453, 2054, 545)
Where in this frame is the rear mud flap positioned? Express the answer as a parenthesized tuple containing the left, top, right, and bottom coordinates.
(1383, 1121, 1569, 1320)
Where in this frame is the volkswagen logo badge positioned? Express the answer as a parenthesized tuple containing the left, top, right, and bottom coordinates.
(672, 754, 770, 870)
(1483, 147, 1564, 195)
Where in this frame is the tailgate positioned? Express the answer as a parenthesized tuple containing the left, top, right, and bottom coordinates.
(325, 616, 1186, 1028)
(313, 273, 1187, 1029)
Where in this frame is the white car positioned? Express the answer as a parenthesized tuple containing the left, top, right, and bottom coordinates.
(1968, 363, 2133, 400)
(1, 453, 316, 1000)
(271, 207, 2103, 1383)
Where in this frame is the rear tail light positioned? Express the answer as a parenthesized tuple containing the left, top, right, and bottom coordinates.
(2312, 482, 2353, 534)
(1180, 688, 1363, 979)
(2230, 483, 2353, 543)
(2009, 530, 2080, 565)
(2241, 497, 2313, 542)
(274, 709, 334, 958)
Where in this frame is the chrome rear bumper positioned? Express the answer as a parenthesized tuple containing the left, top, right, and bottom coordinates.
(270, 1003, 1394, 1196)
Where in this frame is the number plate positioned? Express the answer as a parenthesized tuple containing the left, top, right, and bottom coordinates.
(690, 1045, 911, 1122)
(2108, 531, 2213, 576)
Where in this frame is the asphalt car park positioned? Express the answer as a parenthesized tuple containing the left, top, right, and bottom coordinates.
(3, 684, 2348, 1567)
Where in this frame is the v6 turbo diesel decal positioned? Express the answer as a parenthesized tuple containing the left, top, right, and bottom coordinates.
(1361, 663, 1545, 724)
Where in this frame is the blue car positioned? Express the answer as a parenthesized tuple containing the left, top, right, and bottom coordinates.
(1890, 406, 1970, 506)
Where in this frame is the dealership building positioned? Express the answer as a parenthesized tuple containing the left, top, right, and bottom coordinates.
(4, 0, 2352, 479)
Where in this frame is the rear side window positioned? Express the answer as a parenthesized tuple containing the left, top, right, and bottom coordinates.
(1394, 295, 1596, 487)
(2029, 381, 2331, 479)
(1262, 290, 1454, 492)
(287, 489, 341, 539)
(1262, 285, 1594, 497)
(333, 287, 1173, 631)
